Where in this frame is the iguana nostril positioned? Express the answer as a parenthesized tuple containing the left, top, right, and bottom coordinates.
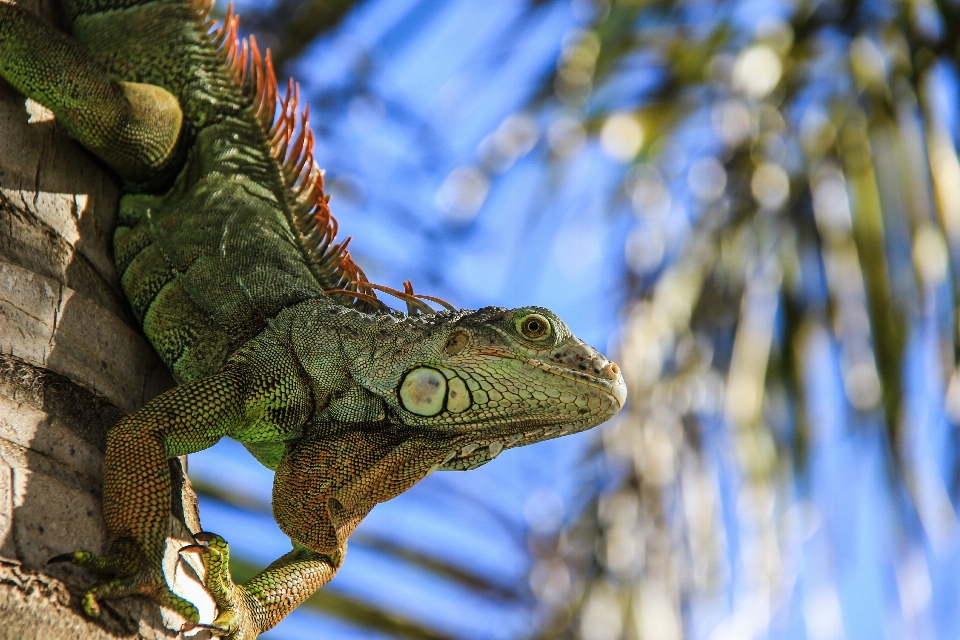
(602, 362, 621, 380)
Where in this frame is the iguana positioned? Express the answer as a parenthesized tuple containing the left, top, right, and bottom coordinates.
(0, 1, 627, 637)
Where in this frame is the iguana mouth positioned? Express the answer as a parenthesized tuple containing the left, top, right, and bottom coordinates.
(432, 418, 597, 472)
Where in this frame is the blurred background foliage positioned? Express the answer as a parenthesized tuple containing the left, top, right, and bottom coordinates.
(189, 0, 960, 637)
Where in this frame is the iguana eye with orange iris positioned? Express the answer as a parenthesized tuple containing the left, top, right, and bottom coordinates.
(517, 314, 551, 341)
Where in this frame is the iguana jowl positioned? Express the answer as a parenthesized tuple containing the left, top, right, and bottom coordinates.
(0, 1, 627, 637)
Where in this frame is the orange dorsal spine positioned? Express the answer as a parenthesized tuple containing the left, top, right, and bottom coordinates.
(207, 3, 377, 308)
(206, 3, 454, 315)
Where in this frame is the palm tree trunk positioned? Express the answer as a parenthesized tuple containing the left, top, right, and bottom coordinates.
(0, 2, 202, 637)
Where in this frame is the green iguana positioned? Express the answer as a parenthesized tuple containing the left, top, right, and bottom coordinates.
(0, 1, 627, 637)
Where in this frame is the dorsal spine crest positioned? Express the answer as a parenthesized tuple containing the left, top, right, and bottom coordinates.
(205, 3, 455, 316)
(208, 2, 380, 310)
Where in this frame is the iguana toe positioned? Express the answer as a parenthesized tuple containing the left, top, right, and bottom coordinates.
(185, 532, 233, 589)
(79, 575, 200, 622)
(47, 549, 119, 572)
(181, 532, 257, 639)
(49, 544, 199, 622)
(182, 622, 230, 634)
(81, 590, 102, 618)
(156, 587, 202, 623)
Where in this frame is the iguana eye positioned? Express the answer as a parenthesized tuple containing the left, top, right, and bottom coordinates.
(517, 314, 551, 341)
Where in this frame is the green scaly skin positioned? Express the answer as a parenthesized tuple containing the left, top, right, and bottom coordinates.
(0, 1, 627, 637)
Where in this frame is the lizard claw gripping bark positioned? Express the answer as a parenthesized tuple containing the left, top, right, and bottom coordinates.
(48, 545, 200, 622)
(179, 532, 342, 639)
(0, 0, 626, 636)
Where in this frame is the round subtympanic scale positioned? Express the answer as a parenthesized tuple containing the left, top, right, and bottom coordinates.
(400, 367, 447, 416)
(446, 377, 471, 413)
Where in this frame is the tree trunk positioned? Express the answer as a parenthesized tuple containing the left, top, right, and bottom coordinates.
(0, 2, 207, 637)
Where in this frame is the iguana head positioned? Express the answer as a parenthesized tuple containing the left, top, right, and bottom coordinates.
(346, 305, 627, 469)
(275, 302, 626, 552)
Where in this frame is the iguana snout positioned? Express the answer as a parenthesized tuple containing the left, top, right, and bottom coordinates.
(542, 334, 627, 406)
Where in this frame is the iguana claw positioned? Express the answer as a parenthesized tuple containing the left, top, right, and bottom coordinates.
(180, 531, 343, 639)
(182, 622, 231, 633)
(48, 544, 200, 623)
(180, 532, 254, 640)
(47, 552, 77, 565)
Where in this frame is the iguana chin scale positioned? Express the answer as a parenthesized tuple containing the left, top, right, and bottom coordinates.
(0, 1, 627, 637)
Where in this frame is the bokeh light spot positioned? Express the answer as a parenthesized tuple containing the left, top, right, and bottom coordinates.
(751, 162, 790, 209)
(913, 223, 948, 285)
(480, 112, 539, 172)
(688, 157, 727, 202)
(625, 227, 665, 275)
(630, 166, 672, 220)
(712, 100, 752, 146)
(548, 116, 587, 158)
(849, 36, 886, 86)
(600, 112, 644, 162)
(733, 45, 782, 98)
(436, 166, 490, 222)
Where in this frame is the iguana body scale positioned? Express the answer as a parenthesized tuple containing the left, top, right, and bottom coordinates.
(0, 1, 627, 637)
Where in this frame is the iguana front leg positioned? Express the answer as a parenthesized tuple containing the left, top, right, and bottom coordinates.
(50, 370, 251, 622)
(50, 330, 318, 625)
(0, 2, 182, 181)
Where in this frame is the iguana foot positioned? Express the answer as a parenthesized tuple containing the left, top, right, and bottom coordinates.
(180, 532, 257, 640)
(48, 543, 199, 622)
(180, 531, 344, 639)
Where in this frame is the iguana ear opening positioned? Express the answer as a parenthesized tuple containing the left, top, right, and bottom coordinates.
(272, 429, 448, 553)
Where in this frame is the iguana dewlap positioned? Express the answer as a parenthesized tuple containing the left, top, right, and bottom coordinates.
(0, 1, 626, 637)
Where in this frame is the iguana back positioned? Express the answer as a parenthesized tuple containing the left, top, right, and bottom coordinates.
(62, 0, 369, 382)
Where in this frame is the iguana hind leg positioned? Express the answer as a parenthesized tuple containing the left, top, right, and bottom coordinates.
(0, 3, 182, 182)
(181, 533, 343, 640)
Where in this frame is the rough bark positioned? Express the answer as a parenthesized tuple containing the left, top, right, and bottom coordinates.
(0, 2, 208, 637)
